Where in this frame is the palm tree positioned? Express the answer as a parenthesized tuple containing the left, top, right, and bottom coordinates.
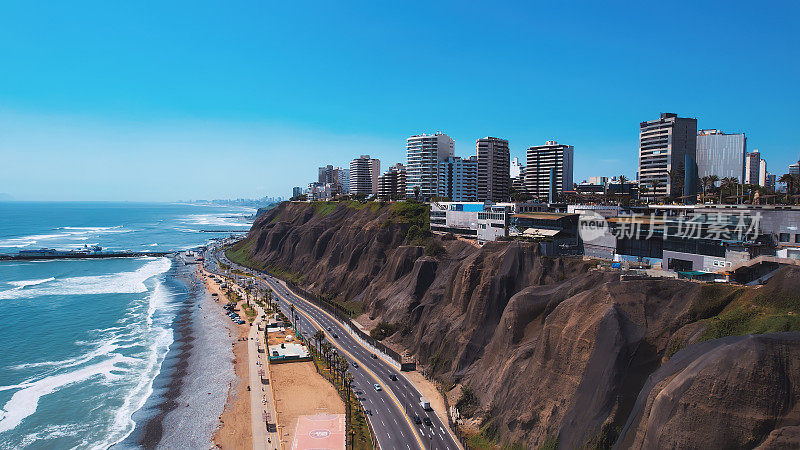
(700, 176, 710, 203)
(780, 174, 794, 202)
(706, 175, 719, 203)
(320, 342, 332, 379)
(651, 179, 663, 202)
(720, 177, 736, 203)
(313, 330, 325, 353)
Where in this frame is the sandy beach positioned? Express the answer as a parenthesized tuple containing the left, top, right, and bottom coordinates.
(204, 268, 254, 450)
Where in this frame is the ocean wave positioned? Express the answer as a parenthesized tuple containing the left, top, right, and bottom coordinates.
(8, 277, 55, 289)
(0, 354, 133, 434)
(178, 213, 252, 228)
(0, 258, 171, 301)
(0, 226, 133, 248)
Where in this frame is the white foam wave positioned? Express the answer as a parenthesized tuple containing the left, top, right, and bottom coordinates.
(179, 214, 251, 228)
(0, 354, 132, 434)
(8, 277, 55, 289)
(0, 226, 133, 248)
(17, 423, 85, 448)
(0, 258, 171, 300)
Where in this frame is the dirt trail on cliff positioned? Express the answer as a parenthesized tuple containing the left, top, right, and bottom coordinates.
(229, 201, 800, 449)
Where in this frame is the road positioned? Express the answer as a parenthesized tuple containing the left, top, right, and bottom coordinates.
(204, 242, 460, 450)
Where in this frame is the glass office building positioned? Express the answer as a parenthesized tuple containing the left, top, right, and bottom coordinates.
(696, 129, 746, 182)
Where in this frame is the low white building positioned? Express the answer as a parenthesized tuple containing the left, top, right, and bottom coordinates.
(430, 201, 512, 244)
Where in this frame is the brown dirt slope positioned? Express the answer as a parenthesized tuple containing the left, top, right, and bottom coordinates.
(229, 201, 800, 449)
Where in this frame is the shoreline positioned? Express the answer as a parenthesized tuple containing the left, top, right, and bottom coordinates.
(117, 258, 235, 448)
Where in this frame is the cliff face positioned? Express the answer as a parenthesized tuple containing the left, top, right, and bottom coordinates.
(231, 202, 800, 448)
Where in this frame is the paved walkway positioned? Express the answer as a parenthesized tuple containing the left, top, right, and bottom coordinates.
(245, 298, 281, 450)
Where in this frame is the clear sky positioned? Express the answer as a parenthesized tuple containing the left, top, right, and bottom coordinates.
(1, 1, 798, 201)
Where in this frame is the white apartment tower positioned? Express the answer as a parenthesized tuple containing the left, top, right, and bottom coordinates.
(406, 132, 455, 199)
(476, 137, 510, 202)
(349, 155, 380, 196)
(525, 141, 574, 200)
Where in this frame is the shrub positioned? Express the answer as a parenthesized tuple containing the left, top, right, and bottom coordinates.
(369, 321, 397, 340)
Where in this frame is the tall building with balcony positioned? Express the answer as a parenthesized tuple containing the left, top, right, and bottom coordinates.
(437, 156, 477, 201)
(696, 129, 746, 183)
(524, 141, 574, 200)
(476, 137, 510, 202)
(406, 132, 455, 199)
(638, 113, 697, 198)
(349, 155, 380, 196)
(377, 163, 407, 200)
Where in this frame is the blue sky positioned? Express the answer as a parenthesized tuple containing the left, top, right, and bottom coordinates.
(1, 1, 798, 201)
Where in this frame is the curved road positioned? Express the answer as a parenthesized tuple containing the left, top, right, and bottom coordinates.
(205, 243, 459, 450)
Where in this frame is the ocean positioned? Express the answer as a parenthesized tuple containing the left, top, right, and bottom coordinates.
(0, 202, 253, 449)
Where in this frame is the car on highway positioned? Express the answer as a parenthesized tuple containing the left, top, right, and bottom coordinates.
(373, 384, 381, 391)
(327, 327, 331, 331)
(413, 415, 422, 425)
(371, 354, 377, 359)
(389, 374, 397, 381)
(352, 362, 358, 368)
(423, 417, 432, 426)
(332, 333, 338, 339)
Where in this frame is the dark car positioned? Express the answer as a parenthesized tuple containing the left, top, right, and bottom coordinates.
(371, 354, 378, 359)
(423, 417, 432, 426)
(413, 415, 422, 425)
(327, 327, 331, 331)
(389, 374, 397, 381)
(332, 333, 338, 339)
(352, 362, 358, 368)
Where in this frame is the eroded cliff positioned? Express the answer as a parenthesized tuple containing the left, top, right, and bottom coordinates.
(229, 201, 800, 449)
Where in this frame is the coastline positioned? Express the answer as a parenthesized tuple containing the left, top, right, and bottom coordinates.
(116, 259, 235, 448)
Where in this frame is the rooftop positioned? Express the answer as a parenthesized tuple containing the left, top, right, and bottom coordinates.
(513, 212, 577, 220)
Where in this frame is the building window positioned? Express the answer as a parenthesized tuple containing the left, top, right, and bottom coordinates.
(780, 233, 790, 242)
(795, 234, 800, 243)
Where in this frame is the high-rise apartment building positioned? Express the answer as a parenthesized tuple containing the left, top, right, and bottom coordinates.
(790, 163, 800, 176)
(476, 137, 510, 202)
(349, 155, 380, 196)
(638, 113, 698, 198)
(437, 156, 477, 201)
(696, 129, 746, 183)
(406, 132, 455, 199)
(745, 151, 767, 186)
(525, 141, 574, 200)
(377, 163, 407, 200)
(318, 165, 348, 195)
(292, 186, 303, 199)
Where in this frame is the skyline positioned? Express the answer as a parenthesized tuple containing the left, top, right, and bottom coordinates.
(1, 1, 798, 201)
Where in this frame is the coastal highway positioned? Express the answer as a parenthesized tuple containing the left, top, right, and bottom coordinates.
(207, 245, 460, 450)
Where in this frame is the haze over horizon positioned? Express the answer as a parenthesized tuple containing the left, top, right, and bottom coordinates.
(1, 1, 798, 201)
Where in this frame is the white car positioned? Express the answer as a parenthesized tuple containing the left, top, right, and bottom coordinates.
(373, 384, 381, 391)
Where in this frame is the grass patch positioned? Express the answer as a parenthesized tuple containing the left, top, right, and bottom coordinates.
(539, 435, 558, 450)
(387, 202, 430, 229)
(699, 284, 800, 341)
(689, 284, 740, 321)
(311, 201, 339, 216)
(456, 385, 479, 418)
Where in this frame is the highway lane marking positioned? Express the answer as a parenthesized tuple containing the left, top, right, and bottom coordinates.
(265, 278, 426, 450)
